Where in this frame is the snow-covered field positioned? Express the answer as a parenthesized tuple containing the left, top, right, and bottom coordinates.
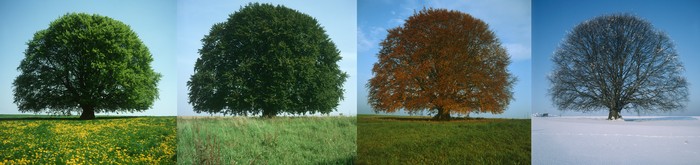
(533, 116, 700, 165)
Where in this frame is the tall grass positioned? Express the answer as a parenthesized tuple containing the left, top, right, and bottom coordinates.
(357, 115, 530, 164)
(177, 116, 357, 164)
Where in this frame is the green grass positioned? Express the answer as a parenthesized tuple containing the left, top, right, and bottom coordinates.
(357, 114, 530, 164)
(0, 115, 176, 164)
(177, 116, 357, 164)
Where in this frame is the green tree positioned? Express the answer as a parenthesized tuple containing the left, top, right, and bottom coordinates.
(13, 13, 161, 120)
(187, 3, 348, 117)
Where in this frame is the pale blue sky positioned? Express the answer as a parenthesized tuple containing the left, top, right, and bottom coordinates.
(0, 0, 177, 116)
(176, 0, 357, 116)
(357, 0, 532, 118)
(533, 0, 700, 116)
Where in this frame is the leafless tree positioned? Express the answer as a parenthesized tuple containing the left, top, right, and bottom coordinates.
(549, 14, 688, 120)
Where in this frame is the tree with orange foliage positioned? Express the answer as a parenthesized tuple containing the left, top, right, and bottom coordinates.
(368, 8, 516, 120)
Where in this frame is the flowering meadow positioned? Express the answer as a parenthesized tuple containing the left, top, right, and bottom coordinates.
(0, 116, 176, 164)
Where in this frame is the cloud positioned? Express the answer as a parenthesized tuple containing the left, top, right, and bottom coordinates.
(388, 18, 405, 27)
(503, 43, 531, 61)
(357, 26, 386, 53)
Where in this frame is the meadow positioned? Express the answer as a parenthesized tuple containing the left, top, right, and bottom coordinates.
(357, 114, 530, 164)
(0, 115, 176, 164)
(177, 116, 357, 164)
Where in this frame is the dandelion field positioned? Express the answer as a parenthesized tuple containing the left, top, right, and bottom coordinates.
(0, 115, 176, 164)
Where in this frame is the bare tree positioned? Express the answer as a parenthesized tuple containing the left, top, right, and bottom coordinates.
(549, 14, 688, 120)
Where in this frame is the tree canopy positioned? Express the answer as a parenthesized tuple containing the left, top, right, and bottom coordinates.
(549, 14, 688, 120)
(13, 13, 161, 119)
(187, 3, 348, 117)
(368, 8, 516, 120)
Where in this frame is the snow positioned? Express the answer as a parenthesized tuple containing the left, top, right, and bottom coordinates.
(533, 116, 700, 165)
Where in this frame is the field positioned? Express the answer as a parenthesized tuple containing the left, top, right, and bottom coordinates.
(357, 115, 530, 164)
(0, 115, 176, 164)
(533, 116, 700, 164)
(177, 116, 357, 164)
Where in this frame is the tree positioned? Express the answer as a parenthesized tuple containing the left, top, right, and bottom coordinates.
(367, 8, 516, 120)
(187, 3, 348, 118)
(549, 14, 689, 120)
(13, 13, 161, 120)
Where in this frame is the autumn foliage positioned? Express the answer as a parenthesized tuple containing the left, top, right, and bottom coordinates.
(368, 8, 515, 120)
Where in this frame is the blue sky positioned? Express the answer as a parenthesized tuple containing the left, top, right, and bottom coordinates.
(357, 0, 532, 118)
(177, 0, 357, 116)
(533, 0, 700, 116)
(0, 0, 177, 116)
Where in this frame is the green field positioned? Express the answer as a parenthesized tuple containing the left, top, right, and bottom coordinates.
(357, 114, 530, 164)
(0, 115, 176, 164)
(177, 116, 357, 164)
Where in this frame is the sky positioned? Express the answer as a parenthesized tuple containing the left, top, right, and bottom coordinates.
(533, 0, 700, 116)
(0, 0, 177, 116)
(357, 0, 532, 119)
(177, 0, 357, 116)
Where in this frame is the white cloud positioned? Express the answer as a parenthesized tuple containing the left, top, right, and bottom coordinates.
(388, 18, 405, 27)
(357, 26, 386, 53)
(504, 43, 531, 61)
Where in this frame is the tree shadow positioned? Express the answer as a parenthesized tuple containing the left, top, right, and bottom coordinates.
(623, 116, 697, 122)
(377, 116, 487, 122)
(0, 116, 140, 121)
(318, 155, 355, 165)
(377, 116, 433, 121)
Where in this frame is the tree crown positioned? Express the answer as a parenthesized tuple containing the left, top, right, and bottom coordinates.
(549, 14, 688, 118)
(187, 3, 348, 117)
(368, 8, 516, 118)
(13, 13, 161, 115)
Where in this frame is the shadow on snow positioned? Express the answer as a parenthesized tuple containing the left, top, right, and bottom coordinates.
(623, 116, 697, 122)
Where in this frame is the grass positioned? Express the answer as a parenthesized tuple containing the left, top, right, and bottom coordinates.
(177, 116, 357, 164)
(357, 114, 530, 164)
(0, 115, 176, 164)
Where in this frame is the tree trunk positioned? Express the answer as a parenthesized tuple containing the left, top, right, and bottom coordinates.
(80, 105, 95, 120)
(433, 107, 451, 121)
(607, 108, 623, 120)
(262, 110, 276, 118)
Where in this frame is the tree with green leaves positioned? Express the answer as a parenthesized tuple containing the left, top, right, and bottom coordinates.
(187, 3, 348, 118)
(13, 13, 161, 120)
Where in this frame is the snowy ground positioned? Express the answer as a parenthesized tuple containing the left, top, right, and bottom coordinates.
(532, 116, 700, 165)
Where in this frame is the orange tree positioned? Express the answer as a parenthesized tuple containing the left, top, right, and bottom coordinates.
(368, 8, 515, 120)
